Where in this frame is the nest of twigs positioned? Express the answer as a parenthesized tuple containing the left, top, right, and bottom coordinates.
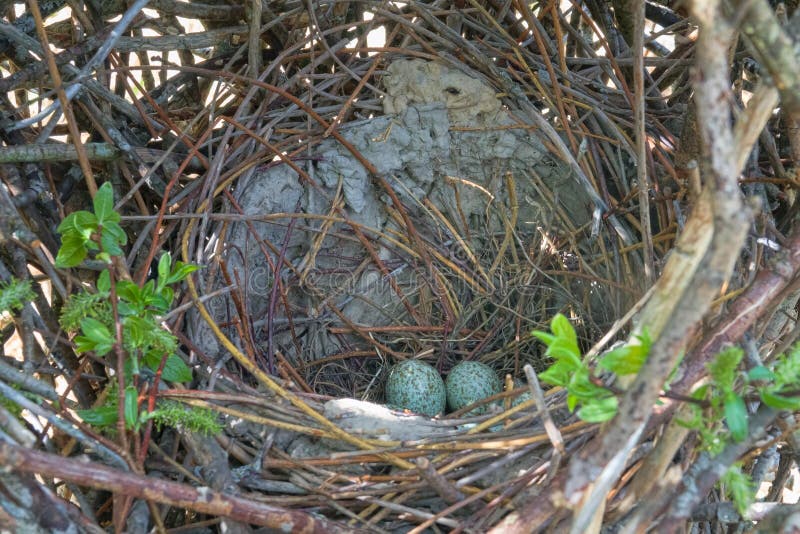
(1, 0, 799, 532)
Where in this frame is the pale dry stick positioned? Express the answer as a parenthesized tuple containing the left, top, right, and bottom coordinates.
(569, 0, 751, 530)
(632, 0, 655, 284)
(523, 364, 565, 458)
(614, 401, 695, 516)
(730, 0, 800, 121)
(0, 142, 121, 163)
(415, 457, 467, 505)
(733, 83, 780, 173)
(26, 0, 96, 195)
(248, 0, 262, 79)
(489, 172, 519, 278)
(522, 365, 566, 505)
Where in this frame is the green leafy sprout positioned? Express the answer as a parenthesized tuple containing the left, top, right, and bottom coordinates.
(535, 313, 800, 517)
(55, 182, 206, 432)
(55, 181, 127, 267)
(532, 313, 650, 423)
(0, 277, 36, 315)
(680, 345, 800, 515)
(76, 385, 220, 435)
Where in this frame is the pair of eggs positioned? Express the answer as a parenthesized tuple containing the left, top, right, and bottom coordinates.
(385, 359, 501, 417)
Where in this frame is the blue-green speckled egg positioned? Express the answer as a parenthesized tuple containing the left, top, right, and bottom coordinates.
(446, 361, 501, 414)
(385, 360, 446, 417)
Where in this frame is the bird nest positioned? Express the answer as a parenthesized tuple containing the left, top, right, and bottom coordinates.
(175, 4, 665, 531)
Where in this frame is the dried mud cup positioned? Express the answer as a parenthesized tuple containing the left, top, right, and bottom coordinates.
(193, 60, 598, 385)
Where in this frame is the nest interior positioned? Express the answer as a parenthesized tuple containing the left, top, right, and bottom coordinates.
(196, 58, 617, 398)
(189, 57, 645, 406)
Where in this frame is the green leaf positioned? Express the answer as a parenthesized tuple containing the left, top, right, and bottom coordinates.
(126, 352, 140, 377)
(123, 316, 148, 349)
(722, 464, 755, 516)
(116, 281, 146, 315)
(55, 233, 88, 268)
(707, 347, 744, 392)
(97, 270, 111, 293)
(532, 330, 556, 346)
(77, 405, 118, 426)
(568, 371, 607, 400)
(538, 361, 573, 387)
(152, 288, 172, 312)
(723, 392, 748, 442)
(100, 227, 124, 257)
(550, 314, 576, 344)
(73, 336, 95, 353)
(103, 221, 127, 246)
(56, 212, 78, 234)
(599, 345, 641, 375)
(76, 317, 114, 355)
(93, 182, 115, 223)
(166, 262, 199, 285)
(760, 390, 800, 411)
(158, 253, 171, 290)
(143, 352, 193, 382)
(161, 354, 193, 382)
(578, 396, 618, 422)
(81, 317, 112, 341)
(545, 338, 582, 366)
(599, 334, 651, 376)
(116, 280, 140, 302)
(124, 385, 138, 429)
(567, 392, 579, 411)
(69, 211, 99, 236)
(746, 365, 774, 382)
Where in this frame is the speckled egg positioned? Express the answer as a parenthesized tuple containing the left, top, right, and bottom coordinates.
(385, 360, 446, 417)
(511, 379, 532, 407)
(446, 361, 502, 414)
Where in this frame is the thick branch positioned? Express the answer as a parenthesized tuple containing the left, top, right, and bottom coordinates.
(730, 0, 800, 121)
(488, 0, 751, 530)
(0, 441, 361, 534)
